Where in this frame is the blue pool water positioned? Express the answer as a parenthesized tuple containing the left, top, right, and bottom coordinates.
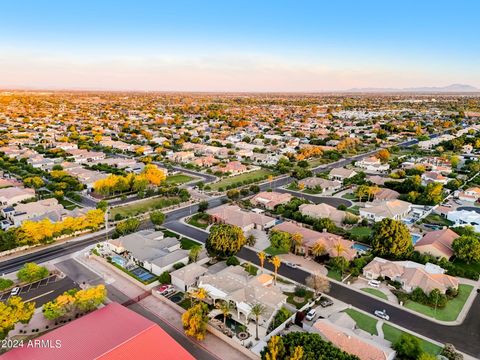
(111, 255, 127, 267)
(411, 233, 422, 245)
(352, 243, 371, 252)
(130, 267, 156, 281)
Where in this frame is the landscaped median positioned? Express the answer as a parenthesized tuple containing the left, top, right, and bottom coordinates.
(208, 168, 274, 191)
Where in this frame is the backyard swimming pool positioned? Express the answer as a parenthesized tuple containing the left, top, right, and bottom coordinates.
(111, 255, 127, 267)
(352, 243, 371, 252)
(411, 233, 422, 245)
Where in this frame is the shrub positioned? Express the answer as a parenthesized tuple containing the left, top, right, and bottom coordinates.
(294, 286, 307, 298)
(158, 271, 171, 284)
(337, 204, 347, 211)
(0, 278, 14, 290)
(173, 262, 185, 270)
(226, 256, 240, 266)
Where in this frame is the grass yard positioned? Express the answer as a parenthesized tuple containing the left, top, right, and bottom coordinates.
(382, 324, 442, 355)
(110, 196, 181, 219)
(162, 229, 180, 238)
(165, 174, 195, 185)
(187, 212, 210, 229)
(346, 205, 360, 215)
(342, 193, 357, 200)
(452, 259, 480, 274)
(422, 213, 454, 227)
(180, 238, 201, 250)
(327, 268, 342, 281)
(264, 246, 289, 256)
(210, 169, 274, 191)
(344, 309, 378, 335)
(404, 284, 473, 321)
(60, 198, 79, 210)
(242, 263, 259, 276)
(361, 288, 388, 300)
(285, 290, 314, 309)
(348, 226, 372, 238)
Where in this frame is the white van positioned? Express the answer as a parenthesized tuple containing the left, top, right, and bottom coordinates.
(305, 308, 316, 321)
(368, 280, 381, 288)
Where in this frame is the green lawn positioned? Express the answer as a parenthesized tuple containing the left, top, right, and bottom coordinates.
(165, 174, 195, 185)
(344, 309, 378, 335)
(180, 238, 201, 250)
(422, 213, 454, 227)
(452, 259, 480, 273)
(242, 263, 259, 276)
(342, 193, 357, 200)
(403, 284, 473, 321)
(346, 205, 360, 215)
(361, 288, 388, 300)
(303, 188, 322, 195)
(348, 226, 372, 238)
(187, 212, 210, 229)
(382, 324, 442, 355)
(210, 169, 274, 191)
(264, 246, 289, 256)
(110, 196, 182, 219)
(60, 198, 79, 210)
(327, 268, 342, 281)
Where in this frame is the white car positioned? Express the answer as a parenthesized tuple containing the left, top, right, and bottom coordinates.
(10, 287, 20, 296)
(285, 262, 299, 269)
(374, 310, 390, 321)
(368, 280, 381, 288)
(305, 308, 316, 321)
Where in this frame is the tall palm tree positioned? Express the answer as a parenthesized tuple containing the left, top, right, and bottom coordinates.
(269, 256, 281, 285)
(310, 242, 326, 258)
(291, 232, 304, 255)
(258, 251, 266, 273)
(250, 303, 266, 340)
(332, 242, 346, 258)
(219, 301, 232, 327)
(189, 245, 202, 263)
(246, 234, 256, 247)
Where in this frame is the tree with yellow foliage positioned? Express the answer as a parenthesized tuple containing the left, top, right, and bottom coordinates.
(74, 284, 107, 312)
(141, 164, 166, 186)
(0, 296, 35, 339)
(376, 149, 390, 162)
(182, 302, 209, 340)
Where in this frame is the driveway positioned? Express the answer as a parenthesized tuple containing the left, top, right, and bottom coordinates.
(246, 229, 269, 251)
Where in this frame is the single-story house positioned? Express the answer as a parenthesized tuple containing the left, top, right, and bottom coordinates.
(363, 257, 458, 294)
(328, 168, 357, 182)
(298, 203, 348, 227)
(250, 191, 292, 210)
(107, 230, 189, 275)
(298, 177, 341, 192)
(359, 199, 412, 222)
(421, 171, 448, 185)
(447, 210, 480, 233)
(373, 188, 400, 201)
(171, 263, 208, 291)
(458, 187, 480, 202)
(0, 187, 36, 208)
(355, 157, 389, 172)
(207, 204, 276, 232)
(414, 228, 459, 259)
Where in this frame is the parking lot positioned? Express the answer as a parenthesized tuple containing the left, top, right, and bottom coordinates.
(0, 275, 77, 307)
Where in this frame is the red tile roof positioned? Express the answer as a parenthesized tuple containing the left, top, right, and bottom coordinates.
(2, 302, 194, 360)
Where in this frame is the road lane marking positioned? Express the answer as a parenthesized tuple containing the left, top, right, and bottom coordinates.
(24, 290, 55, 303)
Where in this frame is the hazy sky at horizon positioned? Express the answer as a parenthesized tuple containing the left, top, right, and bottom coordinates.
(1, 0, 479, 91)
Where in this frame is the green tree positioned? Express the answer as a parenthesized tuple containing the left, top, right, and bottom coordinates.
(150, 211, 165, 226)
(371, 218, 413, 258)
(114, 218, 140, 237)
(269, 230, 292, 252)
(452, 235, 480, 263)
(0, 296, 35, 339)
(17, 262, 49, 283)
(198, 200, 209, 212)
(189, 245, 202, 263)
(226, 189, 240, 200)
(23, 176, 45, 189)
(393, 333, 422, 360)
(96, 200, 108, 212)
(206, 224, 246, 258)
(250, 303, 266, 340)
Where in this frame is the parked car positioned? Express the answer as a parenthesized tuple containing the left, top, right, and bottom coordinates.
(285, 262, 299, 269)
(368, 280, 381, 288)
(305, 308, 316, 321)
(319, 297, 333, 307)
(157, 284, 173, 295)
(374, 309, 389, 320)
(10, 287, 20, 296)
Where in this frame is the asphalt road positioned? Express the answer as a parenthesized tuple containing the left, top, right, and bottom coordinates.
(0, 276, 77, 308)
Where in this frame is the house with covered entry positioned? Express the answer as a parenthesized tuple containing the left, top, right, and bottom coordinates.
(206, 204, 276, 232)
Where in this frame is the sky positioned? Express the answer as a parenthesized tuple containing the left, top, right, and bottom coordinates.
(1, 0, 479, 92)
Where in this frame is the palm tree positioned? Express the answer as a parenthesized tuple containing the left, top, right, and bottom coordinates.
(332, 242, 346, 258)
(250, 303, 266, 340)
(246, 234, 256, 247)
(269, 256, 281, 285)
(189, 245, 202, 263)
(258, 251, 266, 272)
(291, 232, 304, 255)
(310, 242, 326, 258)
(219, 301, 232, 327)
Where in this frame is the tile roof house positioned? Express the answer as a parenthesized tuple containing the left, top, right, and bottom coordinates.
(170, 262, 209, 291)
(414, 228, 459, 259)
(359, 199, 412, 222)
(198, 265, 287, 326)
(107, 230, 189, 275)
(212, 161, 248, 174)
(373, 188, 400, 201)
(298, 177, 341, 192)
(312, 319, 395, 360)
(363, 257, 458, 294)
(421, 171, 449, 185)
(250, 191, 292, 210)
(0, 187, 36, 208)
(1, 302, 194, 360)
(355, 156, 390, 172)
(458, 187, 480, 202)
(329, 167, 357, 181)
(298, 203, 348, 227)
(272, 221, 357, 260)
(207, 204, 276, 231)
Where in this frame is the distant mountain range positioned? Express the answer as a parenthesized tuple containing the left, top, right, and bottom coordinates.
(347, 84, 480, 93)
